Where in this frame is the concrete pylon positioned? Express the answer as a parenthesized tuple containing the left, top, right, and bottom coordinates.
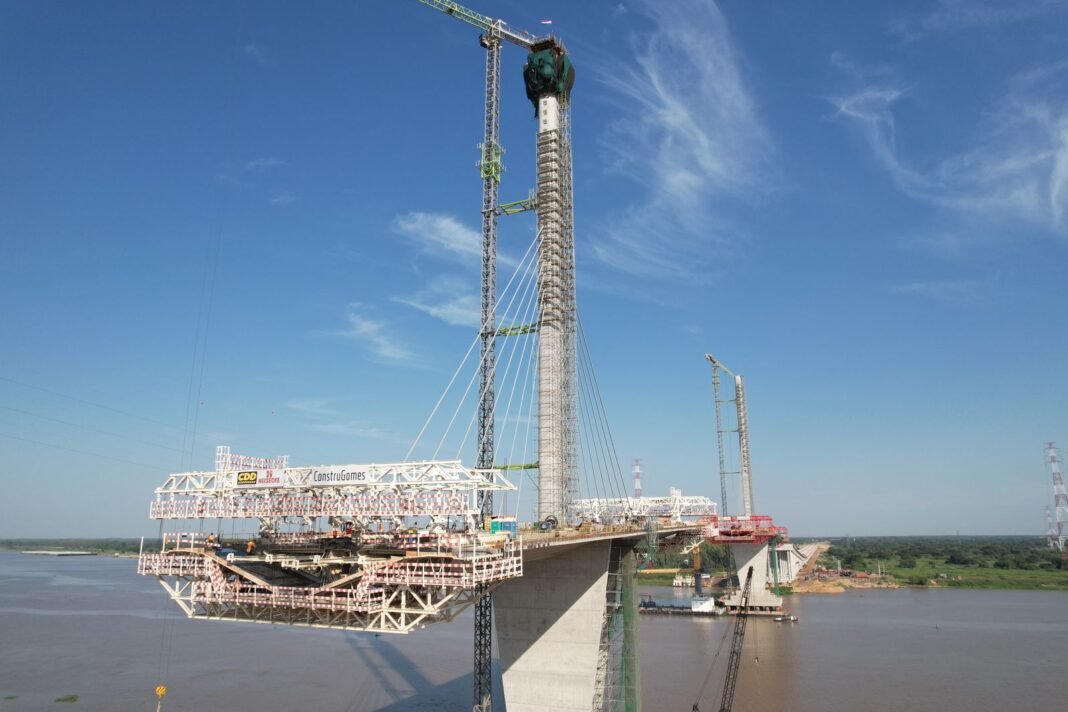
(721, 542, 783, 613)
(494, 540, 613, 711)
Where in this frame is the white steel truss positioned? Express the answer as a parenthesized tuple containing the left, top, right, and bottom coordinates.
(570, 488, 717, 523)
(140, 540, 522, 634)
(140, 451, 524, 634)
(151, 459, 514, 529)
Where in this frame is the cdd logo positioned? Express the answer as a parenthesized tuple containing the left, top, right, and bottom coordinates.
(237, 471, 258, 485)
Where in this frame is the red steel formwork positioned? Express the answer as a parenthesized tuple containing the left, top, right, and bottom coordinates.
(701, 515, 785, 544)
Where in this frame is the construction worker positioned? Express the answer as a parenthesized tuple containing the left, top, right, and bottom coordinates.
(245, 538, 256, 555)
(206, 533, 216, 548)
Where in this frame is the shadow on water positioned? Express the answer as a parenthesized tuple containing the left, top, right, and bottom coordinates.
(340, 630, 504, 711)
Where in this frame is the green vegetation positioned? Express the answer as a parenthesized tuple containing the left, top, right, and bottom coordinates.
(637, 541, 735, 586)
(644, 541, 733, 572)
(54, 694, 78, 703)
(0, 539, 143, 555)
(820, 536, 1068, 590)
(636, 572, 676, 586)
(4, 696, 19, 700)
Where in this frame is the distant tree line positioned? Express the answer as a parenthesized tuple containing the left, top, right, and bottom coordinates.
(0, 539, 143, 554)
(823, 536, 1064, 572)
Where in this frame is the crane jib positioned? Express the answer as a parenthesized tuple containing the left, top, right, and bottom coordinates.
(416, 0, 543, 49)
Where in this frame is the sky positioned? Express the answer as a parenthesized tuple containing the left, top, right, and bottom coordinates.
(2, 0, 1068, 538)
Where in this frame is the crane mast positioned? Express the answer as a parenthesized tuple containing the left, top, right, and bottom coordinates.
(718, 566, 754, 712)
(413, 4, 575, 711)
(705, 355, 755, 516)
(706, 355, 731, 515)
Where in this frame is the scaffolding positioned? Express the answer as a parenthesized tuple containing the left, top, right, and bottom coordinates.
(570, 489, 718, 523)
(139, 453, 523, 634)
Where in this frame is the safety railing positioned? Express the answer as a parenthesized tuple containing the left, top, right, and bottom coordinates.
(138, 553, 211, 577)
(364, 543, 523, 588)
(149, 491, 473, 520)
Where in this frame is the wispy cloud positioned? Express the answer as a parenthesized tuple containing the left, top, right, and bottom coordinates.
(394, 276, 481, 329)
(270, 192, 298, 206)
(246, 157, 286, 169)
(890, 0, 1068, 40)
(889, 280, 982, 304)
(830, 59, 1068, 236)
(308, 421, 395, 440)
(287, 400, 343, 418)
(287, 400, 399, 441)
(392, 212, 479, 263)
(242, 43, 266, 65)
(593, 0, 772, 279)
(392, 212, 517, 268)
(325, 304, 415, 364)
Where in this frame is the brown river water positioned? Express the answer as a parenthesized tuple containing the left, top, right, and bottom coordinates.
(1, 553, 1065, 711)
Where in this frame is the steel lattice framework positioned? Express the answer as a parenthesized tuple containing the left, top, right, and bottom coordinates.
(570, 490, 718, 523)
(140, 537, 521, 634)
(139, 457, 523, 635)
(151, 459, 512, 528)
(474, 30, 502, 712)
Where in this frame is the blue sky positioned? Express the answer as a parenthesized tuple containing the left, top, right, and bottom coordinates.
(3, 0, 1068, 537)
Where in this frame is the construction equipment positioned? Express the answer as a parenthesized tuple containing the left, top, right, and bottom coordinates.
(693, 544, 704, 596)
(413, 4, 575, 710)
(705, 355, 755, 516)
(718, 567, 754, 712)
(690, 566, 753, 712)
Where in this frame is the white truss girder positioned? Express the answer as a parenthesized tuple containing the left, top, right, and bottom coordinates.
(150, 459, 515, 525)
(570, 489, 717, 523)
(155, 459, 513, 496)
(139, 540, 523, 635)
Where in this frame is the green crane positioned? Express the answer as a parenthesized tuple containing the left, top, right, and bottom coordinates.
(412, 6, 549, 712)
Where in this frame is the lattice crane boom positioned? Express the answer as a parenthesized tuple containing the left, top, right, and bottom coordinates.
(411, 4, 553, 711)
(416, 0, 544, 48)
(718, 566, 754, 712)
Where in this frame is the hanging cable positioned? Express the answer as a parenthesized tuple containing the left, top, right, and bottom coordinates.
(405, 228, 541, 461)
(577, 318, 631, 500)
(466, 230, 542, 462)
(451, 230, 541, 459)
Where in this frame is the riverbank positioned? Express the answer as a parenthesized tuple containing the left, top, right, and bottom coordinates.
(814, 539, 1068, 591)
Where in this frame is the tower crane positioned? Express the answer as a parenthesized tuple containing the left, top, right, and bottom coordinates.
(705, 354, 755, 516)
(690, 566, 753, 712)
(717, 566, 754, 712)
(413, 4, 575, 711)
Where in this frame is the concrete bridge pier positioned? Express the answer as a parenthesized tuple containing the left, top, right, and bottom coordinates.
(721, 542, 784, 613)
(494, 539, 627, 711)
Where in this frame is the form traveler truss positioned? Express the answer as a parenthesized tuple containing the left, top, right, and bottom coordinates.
(139, 450, 522, 634)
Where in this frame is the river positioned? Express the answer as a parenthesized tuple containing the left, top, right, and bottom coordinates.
(1, 553, 1065, 711)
